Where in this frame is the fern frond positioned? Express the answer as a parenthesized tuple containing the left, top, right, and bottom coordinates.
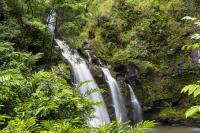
(185, 106, 200, 118)
(134, 121, 156, 133)
(0, 69, 25, 87)
(0, 42, 14, 56)
(181, 84, 200, 97)
(182, 44, 200, 51)
(26, 53, 44, 66)
(30, 53, 44, 65)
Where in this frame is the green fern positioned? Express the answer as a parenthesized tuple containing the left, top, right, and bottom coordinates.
(93, 120, 155, 133)
(24, 53, 44, 67)
(185, 106, 200, 118)
(181, 83, 200, 117)
(2, 117, 39, 133)
(182, 43, 200, 51)
(181, 84, 200, 97)
(0, 69, 25, 87)
(134, 121, 156, 133)
(181, 16, 200, 118)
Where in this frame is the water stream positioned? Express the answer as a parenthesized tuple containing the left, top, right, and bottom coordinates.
(48, 11, 143, 127)
(86, 50, 92, 64)
(47, 11, 56, 32)
(127, 84, 143, 123)
(48, 13, 110, 127)
(55, 39, 110, 127)
(101, 67, 128, 122)
(147, 126, 200, 133)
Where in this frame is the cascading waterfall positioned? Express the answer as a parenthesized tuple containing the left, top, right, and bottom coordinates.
(47, 11, 143, 126)
(47, 12, 56, 32)
(86, 50, 92, 64)
(197, 50, 200, 58)
(47, 13, 110, 127)
(127, 84, 143, 123)
(55, 40, 110, 126)
(191, 49, 200, 62)
(101, 67, 128, 122)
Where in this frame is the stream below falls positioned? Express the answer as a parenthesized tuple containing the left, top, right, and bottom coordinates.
(147, 126, 200, 133)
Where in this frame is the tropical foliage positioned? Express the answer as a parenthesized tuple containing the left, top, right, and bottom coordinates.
(1, 0, 200, 132)
(181, 16, 200, 118)
(0, 0, 157, 132)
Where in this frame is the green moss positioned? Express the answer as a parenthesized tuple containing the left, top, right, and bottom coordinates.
(139, 71, 200, 111)
(90, 65, 102, 77)
(158, 107, 187, 118)
(158, 107, 200, 119)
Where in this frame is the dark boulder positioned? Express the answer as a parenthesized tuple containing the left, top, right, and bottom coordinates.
(0, 12, 4, 21)
(114, 64, 141, 85)
(0, 2, 4, 21)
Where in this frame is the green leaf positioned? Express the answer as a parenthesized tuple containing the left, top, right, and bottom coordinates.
(181, 84, 199, 95)
(185, 106, 200, 118)
(193, 87, 200, 97)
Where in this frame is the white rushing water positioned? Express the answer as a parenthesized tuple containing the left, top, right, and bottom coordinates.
(127, 84, 142, 123)
(55, 39, 110, 127)
(86, 50, 92, 64)
(47, 12, 56, 32)
(101, 67, 128, 122)
(47, 13, 110, 127)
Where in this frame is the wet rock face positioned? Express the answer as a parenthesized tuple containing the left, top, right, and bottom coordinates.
(114, 65, 140, 84)
(0, 10, 4, 21)
(0, 2, 4, 21)
(176, 60, 185, 66)
(126, 65, 140, 84)
(83, 41, 90, 50)
(83, 41, 101, 65)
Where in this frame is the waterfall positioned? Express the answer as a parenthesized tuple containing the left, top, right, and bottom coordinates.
(55, 39, 110, 127)
(48, 11, 143, 126)
(101, 67, 128, 122)
(127, 84, 142, 123)
(47, 13, 110, 127)
(197, 49, 200, 58)
(47, 12, 56, 32)
(191, 49, 200, 62)
(86, 50, 92, 64)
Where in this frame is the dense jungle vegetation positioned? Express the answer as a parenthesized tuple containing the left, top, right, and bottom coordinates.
(0, 0, 200, 132)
